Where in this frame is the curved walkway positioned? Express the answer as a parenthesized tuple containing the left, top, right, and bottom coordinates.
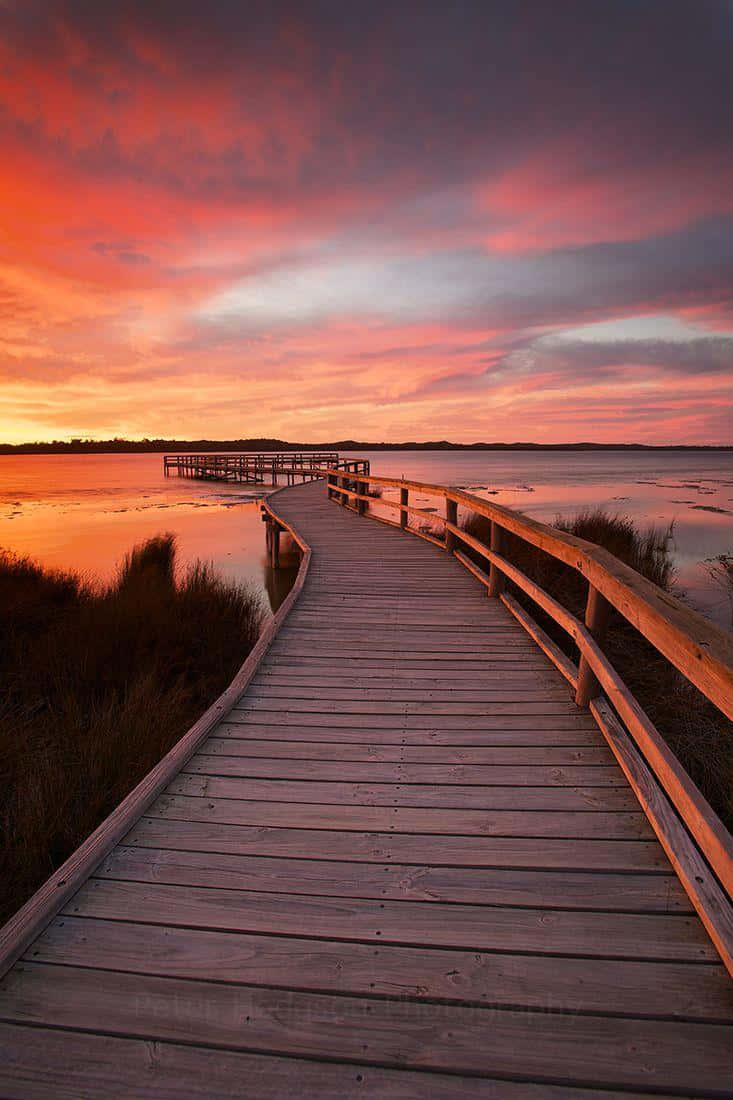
(1, 480, 731, 1097)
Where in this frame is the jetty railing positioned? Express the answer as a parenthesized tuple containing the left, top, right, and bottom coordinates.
(305, 465, 733, 973)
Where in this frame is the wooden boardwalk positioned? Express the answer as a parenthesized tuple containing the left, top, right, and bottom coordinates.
(1, 479, 732, 1097)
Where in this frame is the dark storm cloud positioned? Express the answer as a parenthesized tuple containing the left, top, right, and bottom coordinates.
(3, 0, 732, 200)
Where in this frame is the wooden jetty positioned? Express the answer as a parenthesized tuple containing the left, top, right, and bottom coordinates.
(1, 468, 732, 1097)
(163, 451, 369, 486)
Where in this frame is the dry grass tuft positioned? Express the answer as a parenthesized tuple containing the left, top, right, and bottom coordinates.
(0, 535, 264, 923)
(462, 508, 733, 831)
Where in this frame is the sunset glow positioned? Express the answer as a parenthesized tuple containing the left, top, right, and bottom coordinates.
(1, 1, 732, 444)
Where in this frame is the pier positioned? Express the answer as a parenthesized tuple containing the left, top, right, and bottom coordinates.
(163, 451, 369, 486)
(1, 468, 732, 1096)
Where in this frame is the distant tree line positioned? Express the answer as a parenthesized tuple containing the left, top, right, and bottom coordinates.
(1, 438, 730, 455)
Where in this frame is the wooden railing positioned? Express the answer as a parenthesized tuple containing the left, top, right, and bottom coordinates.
(313, 466, 733, 973)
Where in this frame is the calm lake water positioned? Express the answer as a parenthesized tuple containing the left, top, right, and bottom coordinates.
(1, 451, 731, 625)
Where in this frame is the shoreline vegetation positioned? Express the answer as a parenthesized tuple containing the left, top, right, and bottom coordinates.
(1, 437, 732, 455)
(0, 535, 264, 925)
(461, 507, 733, 832)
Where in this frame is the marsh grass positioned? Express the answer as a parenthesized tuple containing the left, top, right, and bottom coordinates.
(0, 535, 264, 923)
(463, 508, 733, 831)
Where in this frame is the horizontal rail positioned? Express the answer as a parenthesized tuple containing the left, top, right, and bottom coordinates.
(591, 697, 733, 975)
(320, 465, 733, 966)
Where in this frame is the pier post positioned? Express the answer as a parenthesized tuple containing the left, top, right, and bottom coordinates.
(445, 499, 458, 551)
(269, 522, 281, 569)
(487, 522, 504, 597)
(575, 585, 611, 707)
(400, 487, 408, 528)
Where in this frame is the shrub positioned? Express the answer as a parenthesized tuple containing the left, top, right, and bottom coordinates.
(0, 536, 264, 923)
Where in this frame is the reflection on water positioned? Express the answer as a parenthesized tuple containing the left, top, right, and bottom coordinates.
(0, 450, 731, 626)
(0, 453, 279, 611)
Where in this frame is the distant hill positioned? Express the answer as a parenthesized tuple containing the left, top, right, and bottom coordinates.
(0, 438, 730, 455)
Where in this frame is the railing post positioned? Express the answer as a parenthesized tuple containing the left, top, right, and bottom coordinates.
(575, 584, 611, 707)
(270, 522, 280, 569)
(445, 499, 458, 552)
(487, 522, 504, 597)
(358, 479, 367, 515)
(400, 487, 408, 528)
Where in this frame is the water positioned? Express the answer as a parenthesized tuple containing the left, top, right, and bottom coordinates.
(0, 453, 292, 614)
(0, 451, 731, 624)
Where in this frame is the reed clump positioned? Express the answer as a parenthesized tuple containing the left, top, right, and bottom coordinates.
(0, 535, 264, 923)
(462, 508, 733, 830)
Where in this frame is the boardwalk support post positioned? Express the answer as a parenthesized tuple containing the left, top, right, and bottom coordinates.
(445, 499, 458, 552)
(487, 521, 504, 597)
(269, 521, 281, 569)
(400, 487, 408, 528)
(576, 584, 611, 706)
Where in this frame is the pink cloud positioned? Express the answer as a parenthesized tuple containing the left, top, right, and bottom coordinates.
(478, 139, 733, 253)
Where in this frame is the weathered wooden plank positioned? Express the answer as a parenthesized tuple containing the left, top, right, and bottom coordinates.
(126, 818, 667, 871)
(171, 773, 640, 811)
(62, 879, 711, 960)
(213, 732, 613, 762)
(152, 793, 654, 839)
(285, 623, 533, 635)
(257, 667, 561, 683)
(3, 964, 731, 1093)
(289, 611, 528, 625)
(209, 722, 603, 746)
(224, 712, 602, 731)
(246, 684, 572, 702)
(263, 655, 557, 669)
(31, 916, 730, 1019)
(98, 845, 691, 911)
(0, 1023, 663, 1100)
(271, 631, 538, 646)
(193, 746, 627, 783)
(235, 698, 584, 715)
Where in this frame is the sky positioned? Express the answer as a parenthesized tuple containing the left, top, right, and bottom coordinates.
(1, 0, 732, 445)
